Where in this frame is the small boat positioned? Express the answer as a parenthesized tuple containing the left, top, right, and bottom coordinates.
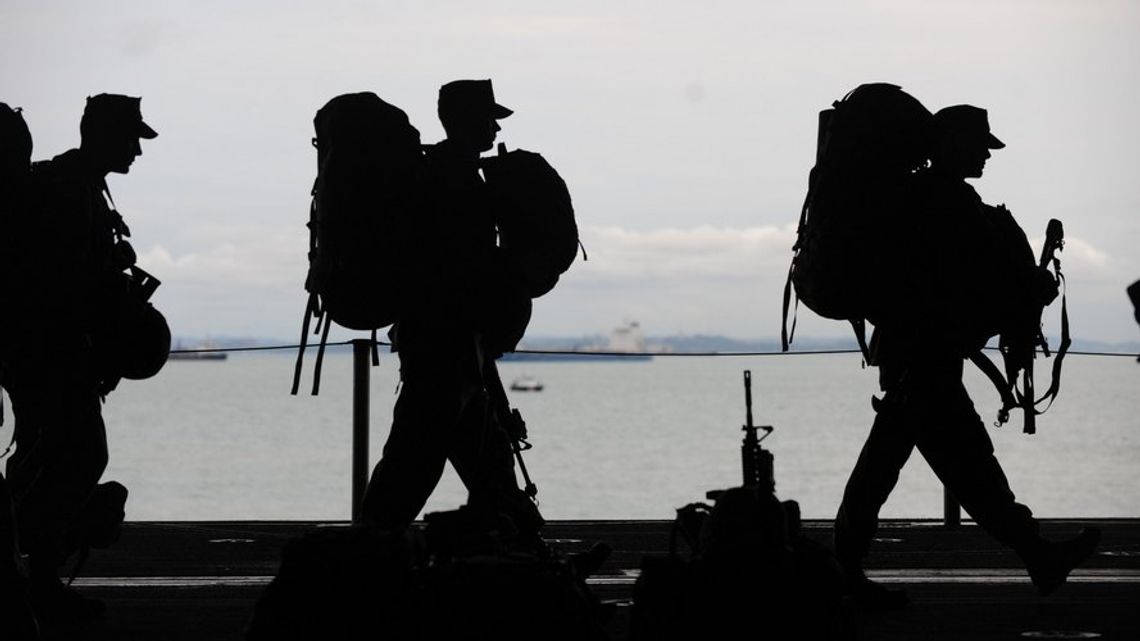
(509, 376, 544, 392)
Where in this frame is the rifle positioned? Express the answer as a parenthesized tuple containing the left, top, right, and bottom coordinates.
(972, 218, 1068, 434)
(482, 359, 539, 501)
(705, 369, 775, 501)
(739, 370, 775, 492)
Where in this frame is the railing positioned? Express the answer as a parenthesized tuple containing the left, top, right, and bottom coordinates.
(169, 339, 1139, 525)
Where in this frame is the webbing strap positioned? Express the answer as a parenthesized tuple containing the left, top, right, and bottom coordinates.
(781, 185, 814, 352)
(1034, 271, 1070, 412)
(972, 269, 1070, 434)
(850, 318, 871, 364)
(311, 311, 331, 396)
(780, 263, 797, 352)
(968, 351, 1018, 426)
(290, 292, 317, 396)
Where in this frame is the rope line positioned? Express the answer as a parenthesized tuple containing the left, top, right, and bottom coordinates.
(170, 342, 1140, 359)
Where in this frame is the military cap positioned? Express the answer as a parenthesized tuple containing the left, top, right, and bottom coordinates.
(438, 79, 513, 121)
(933, 104, 1003, 149)
(82, 94, 158, 139)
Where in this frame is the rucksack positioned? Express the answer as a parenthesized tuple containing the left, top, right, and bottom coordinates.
(631, 491, 851, 641)
(481, 143, 583, 299)
(781, 83, 933, 354)
(291, 92, 425, 395)
(0, 102, 32, 422)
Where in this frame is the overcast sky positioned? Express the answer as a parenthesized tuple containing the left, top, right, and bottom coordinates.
(4, 1, 1139, 344)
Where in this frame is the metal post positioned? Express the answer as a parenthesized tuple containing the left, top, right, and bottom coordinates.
(943, 485, 960, 528)
(351, 339, 371, 524)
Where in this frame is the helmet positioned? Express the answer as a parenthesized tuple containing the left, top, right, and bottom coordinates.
(116, 303, 171, 380)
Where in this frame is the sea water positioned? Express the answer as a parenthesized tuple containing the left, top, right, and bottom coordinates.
(6, 349, 1137, 521)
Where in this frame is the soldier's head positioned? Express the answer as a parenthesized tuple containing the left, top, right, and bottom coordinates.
(79, 94, 157, 175)
(931, 104, 1003, 179)
(437, 79, 512, 153)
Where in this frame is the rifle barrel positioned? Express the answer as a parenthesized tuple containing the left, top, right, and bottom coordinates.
(744, 370, 753, 428)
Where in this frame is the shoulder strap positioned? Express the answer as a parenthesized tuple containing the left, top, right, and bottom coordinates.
(290, 291, 318, 396)
(781, 176, 815, 352)
(780, 264, 798, 352)
(970, 219, 1071, 434)
(311, 311, 331, 396)
(968, 350, 1018, 427)
(291, 190, 324, 396)
(1031, 257, 1071, 416)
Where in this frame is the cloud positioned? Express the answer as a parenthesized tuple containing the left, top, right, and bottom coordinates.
(576, 224, 797, 282)
(127, 217, 1134, 342)
(136, 227, 304, 290)
(1039, 235, 1110, 271)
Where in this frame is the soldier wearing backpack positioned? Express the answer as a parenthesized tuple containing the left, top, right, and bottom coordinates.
(832, 104, 1100, 609)
(361, 80, 545, 550)
(0, 101, 42, 641)
(3, 94, 158, 623)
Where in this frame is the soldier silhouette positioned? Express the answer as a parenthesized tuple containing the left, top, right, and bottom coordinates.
(361, 80, 544, 550)
(0, 101, 42, 641)
(3, 94, 156, 624)
(833, 104, 1101, 610)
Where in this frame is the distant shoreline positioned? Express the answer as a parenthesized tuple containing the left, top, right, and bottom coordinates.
(171, 335, 1140, 357)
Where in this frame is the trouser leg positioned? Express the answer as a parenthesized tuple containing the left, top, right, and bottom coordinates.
(447, 384, 542, 533)
(834, 395, 916, 572)
(0, 473, 18, 580)
(447, 389, 519, 502)
(912, 380, 1042, 555)
(6, 384, 108, 573)
(361, 368, 477, 530)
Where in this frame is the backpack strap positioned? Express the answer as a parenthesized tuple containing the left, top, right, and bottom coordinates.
(781, 181, 814, 352)
(290, 291, 318, 396)
(311, 309, 331, 396)
(100, 180, 131, 241)
(968, 350, 1018, 427)
(780, 263, 798, 352)
(969, 269, 1070, 434)
(850, 318, 871, 364)
(292, 191, 324, 396)
(1030, 256, 1071, 417)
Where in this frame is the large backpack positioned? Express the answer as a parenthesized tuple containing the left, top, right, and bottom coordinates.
(291, 92, 424, 395)
(481, 143, 582, 299)
(781, 83, 933, 354)
(0, 103, 32, 393)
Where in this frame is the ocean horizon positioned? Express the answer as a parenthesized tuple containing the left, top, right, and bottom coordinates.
(15, 346, 1131, 523)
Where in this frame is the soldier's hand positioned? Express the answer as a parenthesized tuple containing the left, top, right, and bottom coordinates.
(1033, 267, 1059, 307)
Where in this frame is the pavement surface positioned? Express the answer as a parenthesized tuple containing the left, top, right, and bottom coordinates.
(20, 518, 1140, 640)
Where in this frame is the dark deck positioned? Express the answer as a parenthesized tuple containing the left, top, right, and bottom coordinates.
(33, 518, 1140, 640)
